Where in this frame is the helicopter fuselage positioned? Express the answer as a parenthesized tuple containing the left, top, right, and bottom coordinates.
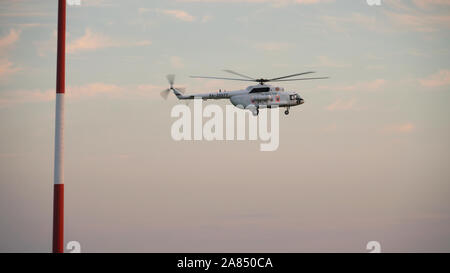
(176, 84, 304, 116)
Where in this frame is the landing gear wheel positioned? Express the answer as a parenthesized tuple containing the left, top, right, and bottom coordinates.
(284, 110, 289, 115)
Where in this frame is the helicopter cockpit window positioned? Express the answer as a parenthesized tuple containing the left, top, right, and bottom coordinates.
(290, 94, 297, 100)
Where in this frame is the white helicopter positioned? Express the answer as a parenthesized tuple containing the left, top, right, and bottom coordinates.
(161, 70, 328, 116)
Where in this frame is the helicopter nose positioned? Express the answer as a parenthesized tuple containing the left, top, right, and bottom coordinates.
(297, 98, 304, 105)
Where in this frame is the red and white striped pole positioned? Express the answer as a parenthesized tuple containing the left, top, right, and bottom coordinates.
(53, 0, 66, 253)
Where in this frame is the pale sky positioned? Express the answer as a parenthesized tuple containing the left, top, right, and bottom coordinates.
(0, 0, 450, 252)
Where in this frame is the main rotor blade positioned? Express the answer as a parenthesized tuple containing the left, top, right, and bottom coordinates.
(271, 77, 329, 82)
(223, 70, 255, 80)
(269, 72, 316, 81)
(190, 76, 254, 82)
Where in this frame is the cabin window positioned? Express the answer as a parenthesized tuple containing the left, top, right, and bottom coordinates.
(249, 87, 270, 93)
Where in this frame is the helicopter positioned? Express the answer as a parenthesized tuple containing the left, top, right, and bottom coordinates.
(161, 70, 329, 116)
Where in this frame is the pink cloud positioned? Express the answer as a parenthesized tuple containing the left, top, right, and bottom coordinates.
(382, 122, 416, 134)
(67, 28, 151, 54)
(0, 83, 165, 107)
(419, 70, 450, 88)
(314, 55, 350, 68)
(0, 59, 20, 79)
(385, 11, 450, 32)
(0, 88, 54, 107)
(321, 13, 381, 33)
(67, 83, 122, 98)
(178, 0, 334, 4)
(0, 29, 20, 52)
(0, 29, 21, 80)
(325, 98, 357, 111)
(162, 9, 195, 22)
(170, 56, 185, 68)
(255, 42, 292, 51)
(67, 28, 115, 54)
(149, 9, 196, 22)
(322, 123, 337, 132)
(413, 0, 450, 9)
(318, 79, 386, 92)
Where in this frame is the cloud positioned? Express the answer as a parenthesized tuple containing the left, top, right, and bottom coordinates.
(320, 2, 450, 33)
(413, 0, 450, 9)
(325, 98, 357, 111)
(318, 79, 386, 92)
(34, 30, 57, 57)
(321, 13, 380, 33)
(0, 88, 53, 107)
(0, 82, 164, 107)
(322, 123, 337, 132)
(154, 9, 196, 22)
(0, 59, 20, 79)
(0, 29, 20, 52)
(201, 15, 213, 23)
(419, 70, 450, 88)
(385, 11, 450, 32)
(366, 64, 385, 70)
(383, 0, 450, 32)
(255, 42, 292, 52)
(314, 55, 350, 68)
(67, 83, 164, 99)
(294, 0, 334, 3)
(382, 122, 416, 134)
(67, 83, 123, 98)
(177, 0, 334, 5)
(81, 0, 113, 7)
(67, 28, 113, 54)
(0, 29, 20, 80)
(0, 12, 50, 18)
(67, 28, 151, 54)
(170, 56, 185, 69)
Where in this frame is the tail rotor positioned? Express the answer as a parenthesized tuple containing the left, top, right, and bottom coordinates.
(160, 74, 186, 100)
